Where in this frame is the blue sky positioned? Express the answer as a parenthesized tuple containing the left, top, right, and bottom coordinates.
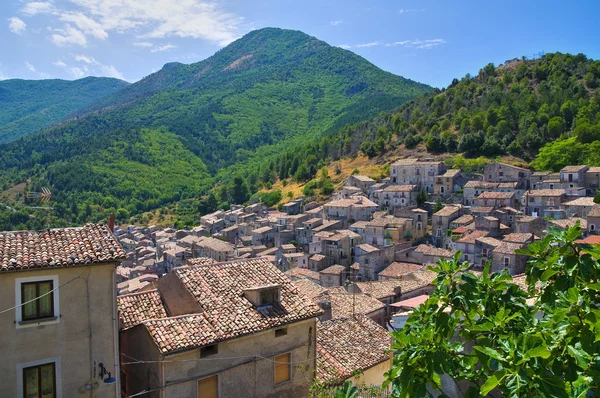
(2, 0, 599, 87)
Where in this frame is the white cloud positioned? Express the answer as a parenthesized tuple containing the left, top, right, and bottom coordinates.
(8, 17, 27, 35)
(150, 43, 176, 53)
(330, 20, 344, 26)
(392, 39, 446, 49)
(133, 41, 153, 47)
(60, 11, 108, 40)
(22, 1, 57, 16)
(398, 8, 426, 14)
(0, 72, 6, 80)
(53, 59, 67, 67)
(50, 24, 87, 47)
(356, 41, 380, 48)
(71, 54, 125, 80)
(338, 44, 352, 50)
(25, 61, 37, 73)
(66, 0, 243, 46)
(70, 67, 85, 78)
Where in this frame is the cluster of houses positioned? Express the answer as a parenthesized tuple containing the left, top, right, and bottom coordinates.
(2, 157, 599, 397)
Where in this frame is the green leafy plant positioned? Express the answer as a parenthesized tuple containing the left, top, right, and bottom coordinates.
(385, 223, 600, 397)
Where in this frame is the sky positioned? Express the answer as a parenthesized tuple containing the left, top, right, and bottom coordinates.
(1, 0, 599, 88)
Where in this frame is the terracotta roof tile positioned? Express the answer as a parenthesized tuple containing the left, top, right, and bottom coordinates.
(320, 264, 346, 275)
(587, 204, 600, 218)
(527, 189, 565, 197)
(457, 230, 489, 244)
(317, 315, 391, 384)
(143, 258, 322, 354)
(293, 279, 327, 299)
(285, 267, 320, 281)
(414, 244, 456, 258)
(378, 262, 423, 279)
(0, 224, 125, 273)
(186, 257, 215, 267)
(117, 289, 168, 330)
(475, 191, 515, 199)
(317, 287, 385, 318)
(502, 233, 534, 244)
(433, 206, 461, 217)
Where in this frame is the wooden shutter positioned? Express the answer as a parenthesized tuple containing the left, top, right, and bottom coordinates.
(274, 353, 291, 384)
(197, 375, 218, 398)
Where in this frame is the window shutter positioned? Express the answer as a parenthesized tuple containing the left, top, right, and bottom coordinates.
(197, 375, 218, 398)
(274, 353, 291, 384)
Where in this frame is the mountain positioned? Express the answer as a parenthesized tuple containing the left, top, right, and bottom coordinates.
(0, 77, 129, 143)
(260, 52, 600, 184)
(0, 27, 431, 229)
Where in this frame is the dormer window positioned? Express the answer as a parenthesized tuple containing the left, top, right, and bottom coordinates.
(244, 285, 281, 307)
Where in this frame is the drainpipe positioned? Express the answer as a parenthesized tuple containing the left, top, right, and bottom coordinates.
(112, 266, 121, 397)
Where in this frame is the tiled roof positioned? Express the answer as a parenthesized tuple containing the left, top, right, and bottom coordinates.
(497, 182, 518, 188)
(494, 241, 525, 255)
(464, 181, 499, 189)
(285, 267, 320, 281)
(357, 244, 380, 253)
(548, 217, 587, 230)
(383, 184, 417, 192)
(565, 197, 596, 207)
(351, 175, 376, 182)
(317, 315, 391, 385)
(293, 279, 327, 299)
(442, 169, 461, 177)
(186, 257, 215, 267)
(378, 262, 423, 278)
(349, 221, 369, 229)
(414, 244, 456, 258)
(587, 167, 600, 173)
(310, 254, 327, 262)
(117, 289, 168, 330)
(317, 287, 385, 318)
(561, 165, 588, 173)
(320, 264, 345, 275)
(475, 237, 503, 247)
(453, 214, 474, 225)
(252, 226, 273, 234)
(457, 230, 489, 244)
(433, 206, 460, 217)
(476, 191, 515, 199)
(354, 280, 402, 300)
(471, 207, 495, 214)
(502, 233, 534, 244)
(589, 204, 600, 218)
(0, 224, 125, 273)
(527, 189, 565, 197)
(144, 258, 322, 354)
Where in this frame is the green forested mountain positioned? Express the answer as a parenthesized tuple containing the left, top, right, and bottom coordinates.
(0, 77, 129, 143)
(0, 27, 431, 229)
(257, 52, 600, 187)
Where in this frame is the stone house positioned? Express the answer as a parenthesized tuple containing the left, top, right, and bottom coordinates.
(584, 167, 600, 194)
(484, 162, 531, 189)
(491, 241, 527, 275)
(309, 230, 361, 267)
(374, 184, 418, 211)
(474, 237, 503, 268)
(319, 265, 346, 287)
(354, 244, 395, 281)
(564, 197, 597, 218)
(515, 216, 546, 237)
(472, 191, 516, 209)
(163, 245, 191, 273)
(455, 230, 490, 264)
(316, 315, 391, 388)
(390, 158, 446, 193)
(295, 218, 323, 248)
(323, 198, 379, 228)
(560, 165, 588, 186)
(463, 181, 498, 206)
(195, 237, 235, 262)
(282, 199, 303, 215)
(119, 258, 322, 398)
(219, 225, 239, 244)
(432, 205, 462, 243)
(252, 226, 275, 248)
(345, 175, 377, 193)
(588, 204, 600, 235)
(525, 190, 567, 219)
(364, 216, 413, 246)
(0, 225, 125, 398)
(408, 244, 456, 265)
(433, 169, 461, 195)
(308, 254, 333, 272)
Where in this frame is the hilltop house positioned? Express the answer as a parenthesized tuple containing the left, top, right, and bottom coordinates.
(390, 158, 446, 193)
(323, 198, 379, 228)
(484, 162, 531, 189)
(0, 225, 125, 398)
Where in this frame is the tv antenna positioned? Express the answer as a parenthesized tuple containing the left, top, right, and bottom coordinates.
(25, 187, 53, 209)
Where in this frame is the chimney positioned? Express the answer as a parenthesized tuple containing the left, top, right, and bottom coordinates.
(108, 214, 115, 232)
(317, 299, 332, 322)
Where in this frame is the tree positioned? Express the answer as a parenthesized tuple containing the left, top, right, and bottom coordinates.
(229, 176, 249, 204)
(433, 197, 444, 213)
(417, 189, 428, 207)
(384, 224, 600, 398)
(547, 116, 567, 138)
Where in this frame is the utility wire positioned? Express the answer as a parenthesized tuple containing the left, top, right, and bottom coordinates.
(0, 267, 89, 315)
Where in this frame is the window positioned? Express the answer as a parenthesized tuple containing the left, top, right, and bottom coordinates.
(23, 362, 56, 398)
(274, 353, 291, 384)
(464, 254, 469, 261)
(200, 345, 218, 357)
(21, 281, 54, 321)
(16, 275, 59, 328)
(275, 328, 288, 337)
(482, 248, 488, 257)
(259, 289, 280, 306)
(504, 257, 510, 268)
(197, 375, 218, 398)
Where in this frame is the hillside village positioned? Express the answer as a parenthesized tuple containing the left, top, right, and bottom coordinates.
(1, 156, 599, 397)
